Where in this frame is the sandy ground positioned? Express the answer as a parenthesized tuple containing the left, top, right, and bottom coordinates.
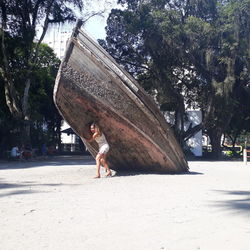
(0, 156, 250, 250)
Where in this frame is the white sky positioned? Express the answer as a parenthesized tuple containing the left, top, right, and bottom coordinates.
(76, 0, 122, 40)
(84, 16, 107, 40)
(37, 0, 122, 42)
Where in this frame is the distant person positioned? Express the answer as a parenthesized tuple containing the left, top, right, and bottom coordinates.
(10, 146, 21, 159)
(84, 122, 111, 178)
(23, 144, 32, 159)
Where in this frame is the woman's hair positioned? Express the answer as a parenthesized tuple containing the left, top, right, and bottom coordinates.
(90, 122, 102, 135)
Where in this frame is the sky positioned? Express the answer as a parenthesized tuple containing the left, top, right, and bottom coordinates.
(37, 0, 122, 43)
(84, 15, 107, 40)
(75, 0, 122, 40)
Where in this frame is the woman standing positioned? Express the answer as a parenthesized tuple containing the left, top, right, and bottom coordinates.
(85, 122, 112, 178)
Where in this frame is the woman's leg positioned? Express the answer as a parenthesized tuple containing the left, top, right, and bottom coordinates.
(101, 154, 111, 176)
(100, 158, 107, 172)
(95, 154, 102, 178)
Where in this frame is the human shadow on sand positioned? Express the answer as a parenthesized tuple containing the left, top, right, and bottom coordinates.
(212, 190, 250, 215)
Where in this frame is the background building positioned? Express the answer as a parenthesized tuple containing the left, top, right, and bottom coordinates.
(185, 110, 202, 157)
(42, 23, 74, 60)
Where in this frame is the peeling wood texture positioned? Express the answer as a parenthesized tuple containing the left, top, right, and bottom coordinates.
(54, 20, 189, 173)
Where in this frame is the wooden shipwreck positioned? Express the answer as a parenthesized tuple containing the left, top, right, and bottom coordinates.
(54, 20, 189, 173)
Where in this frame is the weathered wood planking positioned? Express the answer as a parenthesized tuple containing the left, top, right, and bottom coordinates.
(54, 20, 189, 173)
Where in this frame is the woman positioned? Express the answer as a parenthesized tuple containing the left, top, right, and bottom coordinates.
(86, 122, 112, 178)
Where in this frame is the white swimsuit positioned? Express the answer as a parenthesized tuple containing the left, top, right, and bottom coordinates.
(95, 133, 110, 154)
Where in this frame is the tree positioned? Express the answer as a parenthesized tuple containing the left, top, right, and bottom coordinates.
(0, 0, 85, 143)
(183, 0, 250, 157)
(223, 84, 250, 151)
(100, 0, 250, 158)
(29, 43, 62, 150)
(0, 39, 62, 152)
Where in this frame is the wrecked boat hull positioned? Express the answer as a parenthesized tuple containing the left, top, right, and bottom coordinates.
(54, 21, 188, 173)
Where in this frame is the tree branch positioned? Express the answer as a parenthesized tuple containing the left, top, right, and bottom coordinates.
(81, 10, 106, 24)
(183, 123, 203, 141)
(32, 0, 44, 30)
(33, 0, 55, 64)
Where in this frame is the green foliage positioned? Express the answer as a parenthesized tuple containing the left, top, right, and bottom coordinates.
(0, 0, 86, 149)
(102, 0, 250, 158)
(0, 36, 62, 152)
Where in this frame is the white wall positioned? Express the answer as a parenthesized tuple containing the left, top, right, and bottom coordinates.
(185, 110, 203, 157)
(61, 121, 76, 144)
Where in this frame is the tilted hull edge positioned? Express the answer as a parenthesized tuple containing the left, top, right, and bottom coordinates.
(54, 20, 189, 173)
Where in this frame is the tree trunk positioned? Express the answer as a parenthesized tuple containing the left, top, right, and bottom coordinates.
(208, 128, 223, 159)
(21, 120, 31, 144)
(19, 78, 32, 143)
(56, 119, 62, 153)
(22, 78, 31, 119)
(1, 24, 22, 118)
(4, 79, 22, 118)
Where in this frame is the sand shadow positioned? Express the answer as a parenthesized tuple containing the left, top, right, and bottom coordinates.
(0, 155, 95, 170)
(212, 190, 250, 215)
(0, 180, 80, 198)
(113, 170, 203, 177)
